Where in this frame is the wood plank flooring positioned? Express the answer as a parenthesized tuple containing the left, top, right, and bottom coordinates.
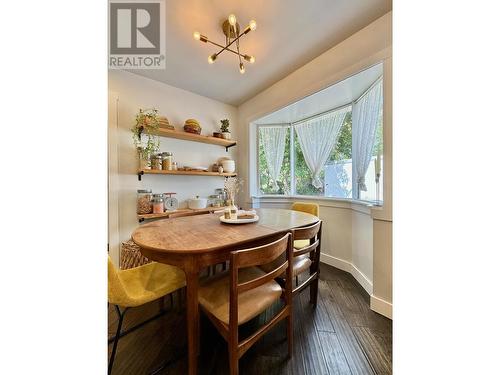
(108, 263, 392, 374)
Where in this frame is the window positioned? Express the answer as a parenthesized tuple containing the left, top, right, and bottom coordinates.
(295, 111, 352, 198)
(258, 125, 290, 195)
(255, 68, 383, 204)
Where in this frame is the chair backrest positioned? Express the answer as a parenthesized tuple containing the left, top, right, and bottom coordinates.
(108, 256, 129, 306)
(292, 202, 319, 217)
(228, 232, 294, 336)
(293, 220, 322, 256)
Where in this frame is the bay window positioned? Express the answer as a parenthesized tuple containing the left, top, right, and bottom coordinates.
(256, 69, 383, 204)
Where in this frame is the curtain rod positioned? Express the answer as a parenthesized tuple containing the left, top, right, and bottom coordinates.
(254, 122, 291, 127)
(292, 102, 352, 126)
(354, 75, 383, 104)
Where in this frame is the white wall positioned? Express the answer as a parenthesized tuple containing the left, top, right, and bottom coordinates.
(108, 70, 238, 263)
(238, 12, 392, 318)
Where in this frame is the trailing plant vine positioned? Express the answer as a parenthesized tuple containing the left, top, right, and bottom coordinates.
(132, 108, 160, 160)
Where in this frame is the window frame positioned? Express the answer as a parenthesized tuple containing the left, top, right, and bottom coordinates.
(253, 74, 384, 206)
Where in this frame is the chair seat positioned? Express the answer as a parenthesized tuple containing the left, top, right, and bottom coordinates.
(198, 267, 283, 325)
(294, 239, 310, 249)
(292, 254, 312, 276)
(111, 262, 186, 307)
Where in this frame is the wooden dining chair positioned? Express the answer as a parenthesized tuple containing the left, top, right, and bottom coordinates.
(198, 232, 294, 375)
(291, 220, 322, 305)
(259, 221, 322, 305)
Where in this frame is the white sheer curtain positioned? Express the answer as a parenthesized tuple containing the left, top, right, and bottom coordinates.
(259, 126, 288, 190)
(352, 78, 383, 196)
(295, 107, 349, 189)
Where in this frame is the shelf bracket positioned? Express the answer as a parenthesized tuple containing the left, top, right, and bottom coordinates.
(138, 171, 144, 181)
(225, 143, 237, 152)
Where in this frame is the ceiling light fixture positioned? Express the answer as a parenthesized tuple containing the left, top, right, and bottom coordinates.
(193, 14, 256, 74)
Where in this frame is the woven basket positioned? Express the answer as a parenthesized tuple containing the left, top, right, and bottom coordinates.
(120, 240, 151, 270)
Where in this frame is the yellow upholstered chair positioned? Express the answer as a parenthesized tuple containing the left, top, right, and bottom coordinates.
(108, 256, 185, 374)
(291, 202, 319, 248)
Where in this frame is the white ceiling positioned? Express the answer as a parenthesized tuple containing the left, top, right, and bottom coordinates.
(256, 63, 383, 124)
(131, 0, 391, 106)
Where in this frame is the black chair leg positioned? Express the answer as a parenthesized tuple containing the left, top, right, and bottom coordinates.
(109, 305, 127, 375)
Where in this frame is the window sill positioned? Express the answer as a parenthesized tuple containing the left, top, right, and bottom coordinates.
(251, 195, 383, 216)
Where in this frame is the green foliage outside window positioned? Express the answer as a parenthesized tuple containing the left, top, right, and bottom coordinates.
(258, 112, 353, 196)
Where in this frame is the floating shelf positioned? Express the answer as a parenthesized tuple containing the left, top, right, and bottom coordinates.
(138, 206, 227, 222)
(152, 127, 237, 151)
(138, 169, 237, 180)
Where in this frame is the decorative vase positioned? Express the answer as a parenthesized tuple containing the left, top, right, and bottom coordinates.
(222, 132, 231, 140)
(139, 157, 150, 170)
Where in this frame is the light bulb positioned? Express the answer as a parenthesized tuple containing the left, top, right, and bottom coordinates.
(239, 62, 245, 74)
(228, 14, 237, 26)
(208, 54, 217, 64)
(244, 55, 255, 64)
(193, 31, 200, 40)
(249, 20, 257, 31)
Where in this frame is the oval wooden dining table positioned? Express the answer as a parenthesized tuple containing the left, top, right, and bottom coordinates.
(132, 208, 319, 375)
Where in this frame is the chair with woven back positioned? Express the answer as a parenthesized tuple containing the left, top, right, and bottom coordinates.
(197, 232, 294, 375)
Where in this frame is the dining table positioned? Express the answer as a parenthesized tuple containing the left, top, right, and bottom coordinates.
(132, 207, 320, 375)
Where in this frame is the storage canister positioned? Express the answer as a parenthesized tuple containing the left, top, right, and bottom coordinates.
(151, 154, 162, 170)
(137, 189, 152, 214)
(161, 152, 173, 170)
(152, 194, 164, 214)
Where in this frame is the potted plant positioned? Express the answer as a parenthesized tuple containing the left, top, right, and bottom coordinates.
(220, 119, 231, 140)
(132, 108, 161, 169)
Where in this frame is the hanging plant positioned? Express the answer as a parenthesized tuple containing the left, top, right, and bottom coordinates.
(132, 108, 160, 160)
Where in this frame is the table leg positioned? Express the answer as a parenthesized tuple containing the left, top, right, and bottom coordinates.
(185, 264, 199, 375)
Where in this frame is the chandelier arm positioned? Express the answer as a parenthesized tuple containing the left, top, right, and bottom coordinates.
(205, 39, 248, 59)
(213, 27, 251, 58)
(236, 38, 242, 65)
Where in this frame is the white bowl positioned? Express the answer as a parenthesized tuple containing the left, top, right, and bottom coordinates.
(188, 197, 208, 209)
(221, 160, 235, 173)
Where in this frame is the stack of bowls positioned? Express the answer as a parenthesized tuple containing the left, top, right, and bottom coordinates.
(221, 159, 235, 173)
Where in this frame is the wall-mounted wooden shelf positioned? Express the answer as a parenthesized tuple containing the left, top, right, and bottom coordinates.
(138, 169, 237, 180)
(138, 206, 227, 222)
(152, 127, 237, 151)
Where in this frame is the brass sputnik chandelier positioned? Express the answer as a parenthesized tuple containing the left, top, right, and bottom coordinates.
(193, 14, 257, 74)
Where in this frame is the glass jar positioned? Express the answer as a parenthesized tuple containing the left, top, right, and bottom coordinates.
(137, 189, 152, 214)
(161, 152, 173, 170)
(152, 194, 164, 214)
(208, 194, 220, 207)
(229, 199, 238, 220)
(151, 154, 162, 170)
(172, 162, 178, 171)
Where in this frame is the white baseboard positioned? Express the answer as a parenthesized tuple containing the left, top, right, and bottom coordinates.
(370, 294, 392, 319)
(320, 253, 392, 320)
(320, 253, 373, 294)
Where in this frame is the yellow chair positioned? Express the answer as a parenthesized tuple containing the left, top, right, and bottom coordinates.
(108, 256, 185, 374)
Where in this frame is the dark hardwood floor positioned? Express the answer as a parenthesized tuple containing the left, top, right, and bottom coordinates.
(108, 263, 392, 374)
